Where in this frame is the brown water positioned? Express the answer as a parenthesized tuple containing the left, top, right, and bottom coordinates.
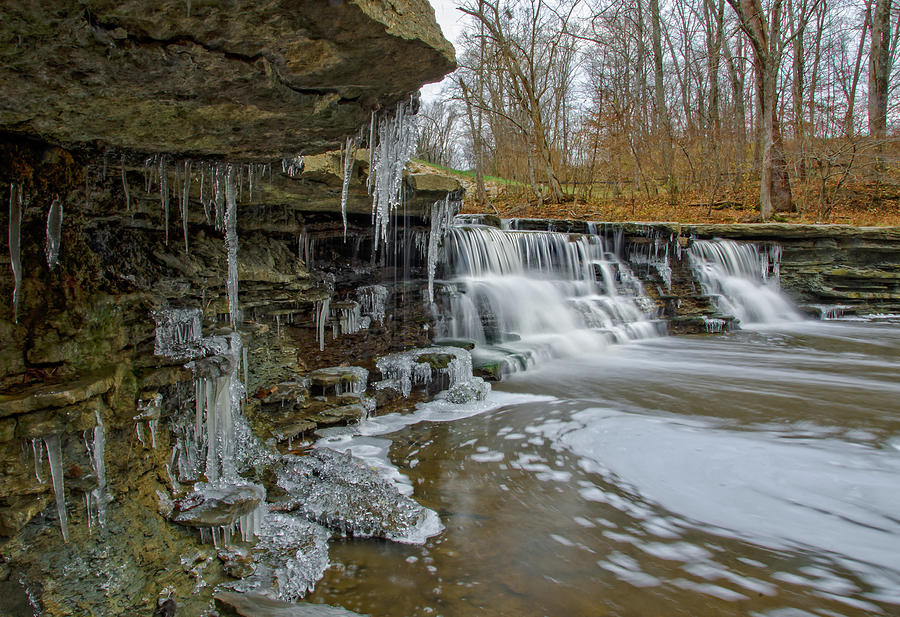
(308, 319, 900, 617)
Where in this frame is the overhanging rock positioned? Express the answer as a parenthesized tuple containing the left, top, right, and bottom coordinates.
(0, 0, 456, 159)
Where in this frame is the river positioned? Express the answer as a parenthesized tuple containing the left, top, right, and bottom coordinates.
(307, 317, 900, 617)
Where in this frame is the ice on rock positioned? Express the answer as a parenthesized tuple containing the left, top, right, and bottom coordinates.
(8, 183, 22, 323)
(43, 434, 68, 542)
(282, 155, 304, 178)
(45, 195, 63, 269)
(370, 100, 417, 250)
(153, 308, 203, 359)
(376, 346, 475, 399)
(445, 376, 490, 404)
(275, 449, 435, 542)
(357, 284, 388, 325)
(135, 393, 162, 449)
(226, 512, 331, 602)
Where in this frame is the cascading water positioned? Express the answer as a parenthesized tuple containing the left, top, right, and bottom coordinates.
(688, 239, 801, 324)
(435, 222, 662, 373)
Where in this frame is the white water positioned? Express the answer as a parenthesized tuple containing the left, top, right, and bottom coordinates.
(689, 238, 801, 324)
(437, 224, 660, 371)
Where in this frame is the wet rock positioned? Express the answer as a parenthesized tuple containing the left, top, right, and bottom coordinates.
(0, 494, 52, 537)
(0, 366, 124, 417)
(0, 418, 15, 443)
(215, 590, 367, 617)
(14, 402, 100, 440)
(173, 483, 265, 528)
(219, 546, 256, 579)
(274, 449, 428, 541)
(433, 338, 477, 351)
(306, 400, 371, 427)
(307, 367, 368, 397)
(0, 580, 34, 617)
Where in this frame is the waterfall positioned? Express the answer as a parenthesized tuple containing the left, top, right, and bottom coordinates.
(436, 223, 661, 373)
(688, 239, 801, 325)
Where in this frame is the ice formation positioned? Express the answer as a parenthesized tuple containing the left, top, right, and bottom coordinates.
(315, 298, 331, 352)
(357, 284, 388, 325)
(225, 165, 241, 329)
(181, 160, 191, 255)
(276, 449, 430, 541)
(369, 101, 417, 250)
(8, 184, 22, 322)
(43, 434, 68, 542)
(160, 156, 169, 245)
(121, 155, 131, 211)
(376, 346, 476, 398)
(427, 195, 461, 303)
(226, 512, 330, 601)
(340, 135, 357, 238)
(153, 308, 203, 359)
(45, 195, 63, 269)
(282, 155, 304, 178)
(83, 410, 108, 529)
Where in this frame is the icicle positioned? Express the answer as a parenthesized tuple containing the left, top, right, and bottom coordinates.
(87, 410, 107, 527)
(200, 163, 209, 223)
(282, 155, 303, 177)
(9, 184, 22, 323)
(43, 434, 69, 542)
(225, 165, 240, 329)
(121, 155, 131, 211)
(160, 156, 170, 245)
(370, 101, 417, 251)
(182, 160, 191, 255)
(367, 111, 376, 196)
(45, 195, 63, 269)
(31, 438, 44, 483)
(315, 298, 331, 352)
(242, 346, 248, 393)
(214, 164, 225, 232)
(340, 135, 357, 238)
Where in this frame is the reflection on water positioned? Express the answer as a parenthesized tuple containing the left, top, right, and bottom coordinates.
(307, 320, 900, 616)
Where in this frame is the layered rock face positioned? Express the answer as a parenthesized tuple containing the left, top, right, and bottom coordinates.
(0, 3, 458, 615)
(0, 0, 454, 158)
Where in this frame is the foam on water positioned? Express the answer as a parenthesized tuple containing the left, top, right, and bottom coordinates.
(554, 407, 900, 597)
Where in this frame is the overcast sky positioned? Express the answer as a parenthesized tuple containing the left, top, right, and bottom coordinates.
(422, 0, 466, 102)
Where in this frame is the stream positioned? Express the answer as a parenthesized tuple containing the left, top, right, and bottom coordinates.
(307, 318, 900, 617)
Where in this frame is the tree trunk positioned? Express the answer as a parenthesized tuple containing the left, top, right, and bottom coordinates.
(650, 0, 674, 197)
(869, 0, 892, 174)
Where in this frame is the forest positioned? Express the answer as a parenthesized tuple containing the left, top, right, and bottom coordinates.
(417, 0, 900, 224)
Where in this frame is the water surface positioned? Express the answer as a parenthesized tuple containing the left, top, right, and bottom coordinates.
(308, 320, 900, 616)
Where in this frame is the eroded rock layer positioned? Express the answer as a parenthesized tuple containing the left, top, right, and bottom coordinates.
(0, 0, 455, 158)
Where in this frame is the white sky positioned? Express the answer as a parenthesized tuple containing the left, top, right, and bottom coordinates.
(421, 0, 467, 102)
